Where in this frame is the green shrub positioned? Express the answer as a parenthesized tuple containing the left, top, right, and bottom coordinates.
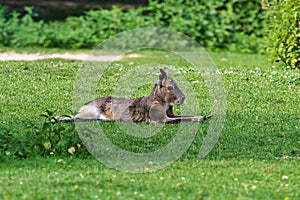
(0, 110, 86, 158)
(266, 0, 300, 69)
(0, 7, 44, 47)
(0, 1, 267, 53)
(145, 0, 267, 52)
(0, 6, 19, 46)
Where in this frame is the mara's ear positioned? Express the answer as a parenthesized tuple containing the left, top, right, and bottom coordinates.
(157, 68, 169, 85)
(161, 68, 170, 77)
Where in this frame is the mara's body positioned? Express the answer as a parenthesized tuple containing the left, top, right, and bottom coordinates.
(53, 68, 211, 124)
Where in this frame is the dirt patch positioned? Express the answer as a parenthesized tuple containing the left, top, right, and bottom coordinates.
(0, 51, 142, 61)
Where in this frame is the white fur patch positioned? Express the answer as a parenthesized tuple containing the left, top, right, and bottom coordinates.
(79, 105, 99, 115)
(98, 114, 108, 121)
(77, 105, 108, 121)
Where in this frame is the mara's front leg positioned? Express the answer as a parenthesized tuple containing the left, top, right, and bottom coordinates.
(165, 106, 212, 123)
(166, 115, 212, 123)
(149, 104, 212, 124)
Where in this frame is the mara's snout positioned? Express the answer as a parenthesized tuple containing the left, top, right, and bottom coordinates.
(175, 95, 185, 105)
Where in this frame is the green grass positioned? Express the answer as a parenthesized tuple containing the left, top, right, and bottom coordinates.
(0, 157, 299, 200)
(0, 50, 299, 199)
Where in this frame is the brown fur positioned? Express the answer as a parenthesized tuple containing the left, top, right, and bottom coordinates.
(53, 68, 211, 124)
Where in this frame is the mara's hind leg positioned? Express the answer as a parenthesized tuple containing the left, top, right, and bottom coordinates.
(75, 105, 110, 121)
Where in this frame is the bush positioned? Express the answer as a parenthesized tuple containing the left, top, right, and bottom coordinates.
(0, 1, 267, 53)
(145, 0, 267, 52)
(0, 6, 45, 47)
(266, 0, 300, 69)
(0, 110, 87, 159)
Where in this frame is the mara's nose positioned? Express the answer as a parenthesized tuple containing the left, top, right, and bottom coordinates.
(181, 95, 185, 102)
(178, 95, 185, 104)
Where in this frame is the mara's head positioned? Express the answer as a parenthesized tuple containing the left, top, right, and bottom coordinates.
(153, 68, 185, 105)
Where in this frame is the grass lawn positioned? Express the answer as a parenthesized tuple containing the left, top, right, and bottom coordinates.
(0, 158, 299, 199)
(0, 50, 299, 199)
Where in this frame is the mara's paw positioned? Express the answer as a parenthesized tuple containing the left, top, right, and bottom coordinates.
(50, 116, 73, 123)
(195, 115, 213, 121)
(205, 115, 213, 120)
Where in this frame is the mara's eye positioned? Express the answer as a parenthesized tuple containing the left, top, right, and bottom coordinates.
(167, 86, 174, 90)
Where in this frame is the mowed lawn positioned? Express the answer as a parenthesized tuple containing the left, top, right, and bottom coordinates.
(0, 50, 299, 199)
(0, 158, 299, 199)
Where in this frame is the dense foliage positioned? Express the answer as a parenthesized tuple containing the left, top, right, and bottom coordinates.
(0, 111, 86, 159)
(0, 0, 266, 53)
(266, 0, 300, 69)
